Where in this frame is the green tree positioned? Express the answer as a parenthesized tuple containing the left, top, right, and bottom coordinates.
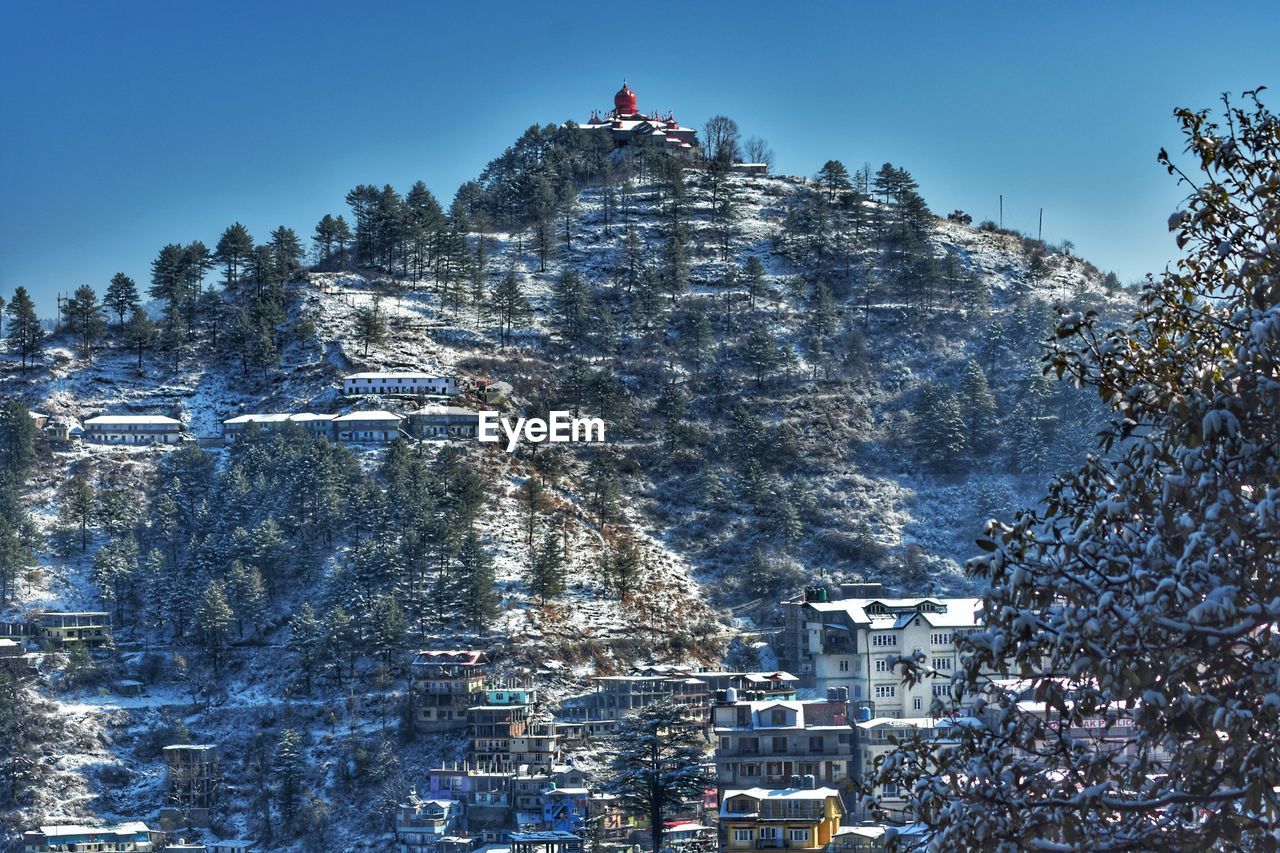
(195, 579, 234, 673)
(353, 298, 388, 357)
(605, 697, 713, 853)
(527, 527, 565, 602)
(742, 326, 781, 388)
(104, 273, 140, 326)
(274, 728, 304, 827)
(215, 222, 255, 287)
(457, 532, 498, 629)
(911, 382, 968, 473)
(816, 159, 852, 201)
(123, 307, 156, 369)
(288, 602, 324, 693)
(958, 360, 999, 455)
(64, 284, 106, 360)
(491, 270, 530, 347)
(5, 287, 43, 373)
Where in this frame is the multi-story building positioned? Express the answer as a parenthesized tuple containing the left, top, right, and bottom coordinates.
(469, 688, 540, 772)
(712, 696, 853, 797)
(23, 822, 160, 852)
(556, 675, 709, 737)
(395, 789, 463, 853)
(36, 611, 112, 646)
(509, 716, 560, 774)
(719, 786, 845, 851)
(849, 717, 946, 820)
(779, 585, 982, 716)
(333, 410, 405, 443)
(343, 372, 459, 397)
(412, 650, 491, 732)
(162, 743, 221, 810)
(409, 406, 482, 439)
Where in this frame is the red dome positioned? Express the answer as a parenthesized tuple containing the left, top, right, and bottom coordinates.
(614, 81, 637, 116)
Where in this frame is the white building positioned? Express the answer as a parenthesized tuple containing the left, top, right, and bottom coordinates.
(343, 372, 458, 397)
(23, 822, 159, 852)
(83, 414, 182, 445)
(849, 717, 949, 820)
(781, 588, 982, 718)
(333, 410, 404, 443)
(221, 413, 337, 443)
(409, 405, 482, 439)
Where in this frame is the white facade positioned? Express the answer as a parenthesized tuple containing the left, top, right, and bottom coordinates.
(221, 413, 337, 442)
(343, 372, 458, 397)
(802, 597, 982, 718)
(83, 415, 181, 445)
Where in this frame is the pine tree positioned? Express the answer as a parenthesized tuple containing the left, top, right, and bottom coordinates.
(605, 697, 713, 853)
(911, 382, 969, 473)
(63, 284, 106, 360)
(61, 468, 95, 551)
(269, 226, 304, 278)
(195, 579, 234, 673)
(352, 298, 387, 357)
(491, 270, 530, 347)
(288, 602, 324, 693)
(603, 535, 642, 599)
(527, 527, 565, 602)
(816, 159, 852, 201)
(370, 594, 407, 665)
(123, 307, 156, 369)
(274, 728, 304, 827)
(958, 361, 1000, 455)
(90, 535, 138, 626)
(457, 532, 498, 629)
(104, 273, 139, 326)
(742, 256, 768, 310)
(5, 287, 43, 373)
(227, 560, 267, 639)
(215, 222, 255, 287)
(742, 326, 780, 388)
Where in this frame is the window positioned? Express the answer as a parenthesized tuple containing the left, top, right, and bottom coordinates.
(788, 829, 810, 842)
(875, 684, 896, 699)
(933, 684, 952, 698)
(872, 633, 898, 647)
(883, 782, 900, 797)
(740, 762, 759, 777)
(852, 684, 862, 698)
(809, 735, 825, 753)
(913, 696, 923, 711)
(733, 829, 754, 842)
(759, 827, 779, 840)
(771, 736, 788, 753)
(931, 631, 953, 646)
(771, 708, 787, 725)
(838, 659, 850, 672)
(874, 659, 890, 673)
(933, 657, 953, 671)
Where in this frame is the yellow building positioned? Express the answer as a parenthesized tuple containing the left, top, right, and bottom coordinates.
(720, 786, 845, 850)
(36, 611, 111, 646)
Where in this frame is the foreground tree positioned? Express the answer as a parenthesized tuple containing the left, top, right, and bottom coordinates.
(605, 697, 712, 853)
(875, 91, 1280, 851)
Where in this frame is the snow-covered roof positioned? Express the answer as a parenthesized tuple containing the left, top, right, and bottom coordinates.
(83, 414, 181, 426)
(38, 822, 152, 837)
(334, 410, 402, 422)
(721, 787, 842, 814)
(223, 413, 294, 425)
(741, 671, 798, 683)
(806, 597, 982, 629)
(412, 405, 481, 418)
(345, 371, 449, 380)
(855, 716, 943, 730)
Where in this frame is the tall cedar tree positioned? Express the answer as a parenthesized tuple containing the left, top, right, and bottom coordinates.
(605, 698, 713, 853)
(104, 273, 139, 326)
(5, 287, 43, 373)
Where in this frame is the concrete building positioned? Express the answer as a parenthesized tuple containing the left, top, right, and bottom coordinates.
(849, 717, 946, 820)
(220, 413, 337, 443)
(712, 696, 853, 797)
(557, 675, 709, 737)
(395, 789, 463, 853)
(412, 649, 491, 732)
(409, 405, 482, 439)
(468, 688, 542, 772)
(778, 584, 982, 717)
(83, 414, 182, 445)
(36, 611, 111, 646)
(343, 372, 459, 397)
(578, 82, 701, 159)
(163, 743, 221, 810)
(333, 410, 405, 443)
(23, 822, 160, 852)
(719, 786, 845, 851)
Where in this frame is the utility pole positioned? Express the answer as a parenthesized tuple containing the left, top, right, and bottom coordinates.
(999, 195, 1003, 230)
(1039, 208, 1044, 242)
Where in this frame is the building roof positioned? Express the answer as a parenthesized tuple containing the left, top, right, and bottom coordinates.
(223, 413, 295, 425)
(720, 787, 843, 816)
(413, 649, 489, 666)
(334, 410, 402, 422)
(83, 414, 181, 426)
(412, 405, 481, 418)
(163, 743, 217, 750)
(37, 821, 152, 837)
(855, 717, 943, 730)
(806, 597, 982, 629)
(345, 371, 450, 380)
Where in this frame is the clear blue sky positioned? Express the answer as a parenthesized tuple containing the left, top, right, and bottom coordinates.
(2, 0, 1277, 316)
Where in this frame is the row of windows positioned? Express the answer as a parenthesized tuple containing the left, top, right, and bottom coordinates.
(732, 828, 811, 842)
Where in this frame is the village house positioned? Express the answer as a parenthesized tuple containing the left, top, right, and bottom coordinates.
(719, 786, 845, 851)
(409, 405, 482, 440)
(23, 822, 161, 852)
(343, 372, 459, 397)
(83, 414, 182, 445)
(395, 789, 463, 853)
(162, 743, 221, 811)
(778, 584, 982, 716)
(36, 611, 111, 646)
(428, 766, 514, 840)
(712, 693, 854, 799)
(468, 688, 544, 772)
(0, 638, 37, 677)
(849, 717, 947, 821)
(412, 649, 491, 732)
(220, 413, 336, 443)
(333, 410, 405, 443)
(46, 415, 83, 443)
(509, 831, 581, 853)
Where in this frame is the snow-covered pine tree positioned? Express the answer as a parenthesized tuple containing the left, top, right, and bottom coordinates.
(873, 90, 1280, 851)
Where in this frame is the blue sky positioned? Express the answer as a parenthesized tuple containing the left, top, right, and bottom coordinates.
(2, 0, 1277, 316)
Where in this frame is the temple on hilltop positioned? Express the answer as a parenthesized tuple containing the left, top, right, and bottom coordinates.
(580, 80, 701, 159)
